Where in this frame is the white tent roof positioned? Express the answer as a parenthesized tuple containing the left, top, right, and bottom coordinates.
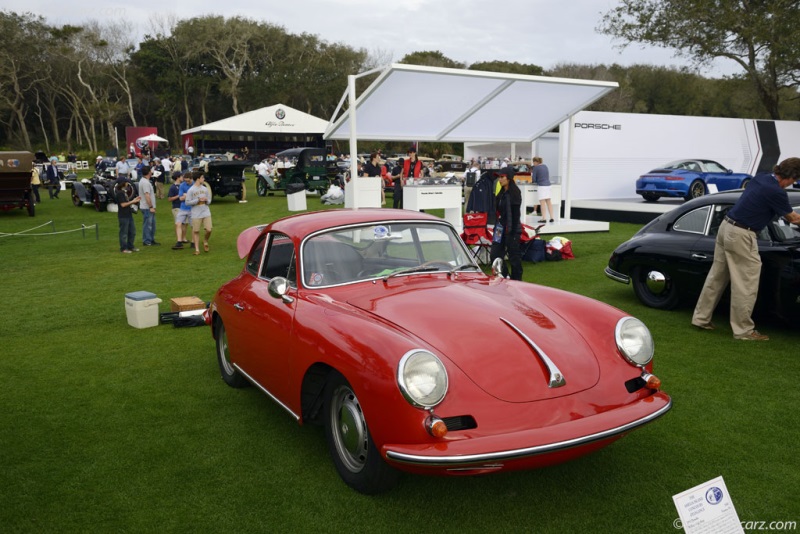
(325, 64, 617, 143)
(182, 104, 328, 136)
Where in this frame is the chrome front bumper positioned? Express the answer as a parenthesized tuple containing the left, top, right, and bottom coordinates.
(604, 266, 630, 284)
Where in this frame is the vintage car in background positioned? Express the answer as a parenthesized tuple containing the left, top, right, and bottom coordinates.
(434, 154, 467, 174)
(636, 159, 752, 202)
(605, 190, 800, 321)
(203, 160, 250, 201)
(0, 151, 36, 217)
(256, 147, 332, 196)
(206, 209, 671, 494)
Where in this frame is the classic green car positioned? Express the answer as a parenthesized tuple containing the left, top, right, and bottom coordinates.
(256, 147, 333, 196)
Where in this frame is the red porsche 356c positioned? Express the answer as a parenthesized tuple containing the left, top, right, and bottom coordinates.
(206, 208, 671, 494)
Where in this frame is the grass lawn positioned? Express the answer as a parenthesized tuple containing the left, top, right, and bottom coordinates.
(1, 183, 798, 533)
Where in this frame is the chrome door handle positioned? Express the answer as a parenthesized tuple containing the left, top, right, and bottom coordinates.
(234, 303, 244, 311)
(691, 254, 708, 259)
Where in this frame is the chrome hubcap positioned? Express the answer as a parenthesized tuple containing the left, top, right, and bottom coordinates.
(331, 386, 368, 472)
(645, 270, 667, 295)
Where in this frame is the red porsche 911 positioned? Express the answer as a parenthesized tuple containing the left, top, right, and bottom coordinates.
(206, 209, 671, 494)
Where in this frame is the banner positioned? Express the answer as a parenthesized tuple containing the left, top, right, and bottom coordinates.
(182, 133, 195, 156)
(125, 126, 157, 158)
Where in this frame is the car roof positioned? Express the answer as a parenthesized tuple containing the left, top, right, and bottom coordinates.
(266, 208, 445, 240)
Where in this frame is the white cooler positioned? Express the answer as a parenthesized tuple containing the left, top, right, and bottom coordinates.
(287, 191, 307, 211)
(125, 291, 162, 328)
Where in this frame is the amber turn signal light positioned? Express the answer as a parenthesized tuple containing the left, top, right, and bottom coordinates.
(426, 416, 448, 438)
(642, 373, 661, 390)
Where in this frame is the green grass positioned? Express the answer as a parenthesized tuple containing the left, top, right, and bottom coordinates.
(1, 188, 798, 533)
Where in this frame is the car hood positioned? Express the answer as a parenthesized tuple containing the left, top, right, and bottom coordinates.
(345, 279, 601, 403)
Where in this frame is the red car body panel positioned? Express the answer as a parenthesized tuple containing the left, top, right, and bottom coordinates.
(209, 209, 671, 478)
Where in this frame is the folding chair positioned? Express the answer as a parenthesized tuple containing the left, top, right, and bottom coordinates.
(460, 212, 493, 265)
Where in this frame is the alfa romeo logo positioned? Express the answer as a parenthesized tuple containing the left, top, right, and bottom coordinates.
(275, 108, 286, 120)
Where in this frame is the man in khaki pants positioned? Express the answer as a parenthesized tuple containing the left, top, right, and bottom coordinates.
(692, 158, 800, 340)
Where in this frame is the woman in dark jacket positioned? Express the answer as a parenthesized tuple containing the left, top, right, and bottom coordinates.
(490, 167, 523, 280)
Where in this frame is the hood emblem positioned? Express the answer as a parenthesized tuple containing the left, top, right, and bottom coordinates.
(500, 317, 566, 388)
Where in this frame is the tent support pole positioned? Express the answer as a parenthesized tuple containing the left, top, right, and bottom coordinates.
(564, 115, 575, 220)
(348, 74, 359, 209)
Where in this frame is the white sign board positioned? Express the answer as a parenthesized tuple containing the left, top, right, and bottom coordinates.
(560, 111, 800, 201)
(673, 476, 744, 534)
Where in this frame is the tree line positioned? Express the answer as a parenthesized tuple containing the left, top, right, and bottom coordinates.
(1, 8, 797, 156)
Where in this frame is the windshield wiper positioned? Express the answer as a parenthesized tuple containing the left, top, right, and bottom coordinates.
(383, 266, 440, 281)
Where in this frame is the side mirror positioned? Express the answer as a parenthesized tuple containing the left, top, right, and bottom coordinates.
(491, 257, 507, 278)
(268, 277, 294, 304)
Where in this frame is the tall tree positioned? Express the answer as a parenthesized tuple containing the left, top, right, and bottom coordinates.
(0, 11, 49, 149)
(598, 0, 800, 119)
(399, 51, 465, 69)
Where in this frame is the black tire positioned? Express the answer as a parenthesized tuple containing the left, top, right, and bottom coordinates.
(741, 178, 751, 189)
(26, 192, 35, 217)
(323, 371, 399, 494)
(685, 180, 705, 201)
(72, 193, 83, 207)
(641, 192, 659, 202)
(631, 265, 680, 310)
(215, 319, 249, 388)
(256, 177, 267, 197)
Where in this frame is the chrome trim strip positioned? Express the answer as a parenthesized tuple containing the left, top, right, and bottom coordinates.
(234, 364, 300, 421)
(604, 266, 630, 284)
(385, 399, 672, 466)
(500, 317, 565, 388)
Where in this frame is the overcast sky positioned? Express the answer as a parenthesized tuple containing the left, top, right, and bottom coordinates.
(9, 0, 737, 77)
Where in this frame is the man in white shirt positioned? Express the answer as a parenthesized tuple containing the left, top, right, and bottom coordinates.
(463, 159, 481, 208)
(185, 172, 213, 255)
(257, 158, 276, 192)
(115, 158, 130, 179)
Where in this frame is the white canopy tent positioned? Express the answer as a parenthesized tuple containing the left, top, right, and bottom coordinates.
(182, 103, 329, 136)
(325, 63, 618, 219)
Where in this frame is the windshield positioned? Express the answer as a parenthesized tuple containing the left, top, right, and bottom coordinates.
(771, 206, 800, 241)
(302, 222, 475, 287)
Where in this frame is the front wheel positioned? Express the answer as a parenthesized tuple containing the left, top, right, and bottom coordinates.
(215, 319, 249, 388)
(685, 180, 705, 201)
(323, 371, 398, 494)
(631, 265, 680, 310)
(72, 193, 83, 207)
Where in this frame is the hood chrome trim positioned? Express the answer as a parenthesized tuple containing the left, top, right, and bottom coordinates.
(500, 317, 566, 388)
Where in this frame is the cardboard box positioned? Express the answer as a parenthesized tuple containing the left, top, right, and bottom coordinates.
(170, 296, 205, 312)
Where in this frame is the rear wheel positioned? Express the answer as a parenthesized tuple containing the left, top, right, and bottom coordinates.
(72, 193, 83, 207)
(215, 319, 248, 388)
(256, 177, 267, 197)
(26, 192, 35, 216)
(631, 265, 680, 310)
(685, 180, 705, 201)
(741, 178, 751, 189)
(642, 192, 659, 202)
(93, 192, 107, 212)
(323, 371, 398, 494)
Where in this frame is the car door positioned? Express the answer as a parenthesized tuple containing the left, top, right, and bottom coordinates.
(232, 233, 299, 405)
(670, 204, 720, 293)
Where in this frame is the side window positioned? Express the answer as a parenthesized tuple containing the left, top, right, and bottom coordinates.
(708, 204, 731, 237)
(261, 234, 296, 283)
(673, 206, 711, 234)
(246, 234, 267, 275)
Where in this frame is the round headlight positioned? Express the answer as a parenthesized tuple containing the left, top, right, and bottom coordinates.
(615, 317, 654, 366)
(397, 350, 448, 408)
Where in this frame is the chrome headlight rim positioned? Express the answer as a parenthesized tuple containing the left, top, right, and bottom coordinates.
(615, 316, 654, 367)
(397, 349, 449, 409)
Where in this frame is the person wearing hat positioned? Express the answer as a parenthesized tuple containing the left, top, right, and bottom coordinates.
(114, 176, 141, 254)
(490, 166, 523, 280)
(95, 156, 108, 175)
(45, 157, 60, 199)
